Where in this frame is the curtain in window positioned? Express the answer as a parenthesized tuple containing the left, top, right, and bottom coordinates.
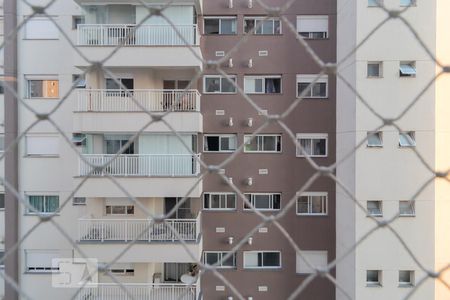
(300, 139, 312, 155)
(29, 196, 44, 213)
(45, 196, 59, 213)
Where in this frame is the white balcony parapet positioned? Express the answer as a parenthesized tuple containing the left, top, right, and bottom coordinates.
(78, 283, 197, 300)
(79, 154, 201, 177)
(76, 89, 200, 112)
(78, 216, 201, 243)
(77, 24, 198, 46)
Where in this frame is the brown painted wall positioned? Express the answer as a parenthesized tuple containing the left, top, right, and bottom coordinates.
(200, 0, 336, 299)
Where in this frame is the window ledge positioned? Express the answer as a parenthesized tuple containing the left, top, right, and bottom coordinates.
(366, 283, 382, 287)
(296, 213, 328, 217)
(398, 284, 414, 288)
(24, 155, 60, 158)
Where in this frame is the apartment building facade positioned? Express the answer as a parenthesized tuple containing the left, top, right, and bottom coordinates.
(336, 0, 450, 300)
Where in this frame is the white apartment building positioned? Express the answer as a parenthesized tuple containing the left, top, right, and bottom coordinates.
(337, 1, 450, 300)
(8, 0, 203, 299)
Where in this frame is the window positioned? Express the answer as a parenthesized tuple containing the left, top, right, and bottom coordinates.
(296, 251, 327, 274)
(367, 132, 382, 147)
(399, 132, 416, 147)
(204, 135, 237, 152)
(367, 62, 382, 77)
(400, 0, 416, 6)
(0, 134, 4, 152)
(244, 17, 281, 35)
(105, 205, 134, 215)
(24, 17, 59, 39)
(25, 250, 61, 273)
(105, 77, 134, 91)
(204, 252, 236, 268)
(204, 75, 236, 93)
(0, 194, 4, 210)
(366, 270, 382, 286)
(399, 201, 415, 216)
(244, 76, 281, 94)
(296, 134, 328, 157)
(296, 16, 328, 39)
(204, 17, 237, 35)
(26, 79, 59, 98)
(25, 135, 59, 156)
(296, 193, 327, 215)
(399, 270, 414, 287)
(203, 193, 237, 210)
(244, 135, 281, 152)
(400, 61, 416, 77)
(72, 15, 85, 30)
(72, 197, 86, 206)
(243, 251, 281, 269)
(367, 201, 382, 216)
(72, 74, 86, 89)
(107, 264, 134, 276)
(0, 250, 4, 268)
(27, 195, 59, 214)
(368, 0, 383, 6)
(104, 134, 134, 154)
(244, 193, 281, 211)
(296, 75, 328, 98)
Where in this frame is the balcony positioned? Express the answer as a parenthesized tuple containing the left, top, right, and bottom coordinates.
(74, 154, 203, 198)
(78, 283, 198, 300)
(78, 217, 200, 243)
(73, 89, 202, 132)
(74, 24, 202, 68)
(77, 24, 198, 46)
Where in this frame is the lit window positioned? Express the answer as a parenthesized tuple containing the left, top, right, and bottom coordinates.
(367, 132, 382, 147)
(366, 270, 382, 286)
(244, 135, 281, 153)
(244, 193, 281, 211)
(399, 132, 416, 147)
(367, 62, 382, 77)
(399, 270, 414, 287)
(26, 79, 59, 98)
(399, 62, 416, 77)
(296, 134, 328, 157)
(297, 193, 327, 215)
(204, 75, 236, 93)
(203, 193, 237, 210)
(204, 17, 237, 35)
(367, 201, 382, 216)
(204, 252, 236, 268)
(399, 201, 415, 216)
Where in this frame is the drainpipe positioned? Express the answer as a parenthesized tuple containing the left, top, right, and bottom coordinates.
(4, 0, 19, 299)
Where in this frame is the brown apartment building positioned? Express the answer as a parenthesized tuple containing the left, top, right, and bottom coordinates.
(200, 1, 336, 299)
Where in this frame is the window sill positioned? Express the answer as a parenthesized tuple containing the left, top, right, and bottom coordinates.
(24, 155, 60, 158)
(296, 155, 328, 158)
(203, 209, 237, 212)
(25, 97, 59, 100)
(399, 284, 414, 288)
(367, 214, 383, 217)
(366, 145, 383, 148)
(25, 213, 60, 217)
(367, 76, 383, 79)
(296, 96, 329, 100)
(244, 151, 282, 154)
(243, 209, 281, 212)
(296, 213, 328, 217)
(366, 283, 382, 287)
(399, 214, 416, 217)
(203, 151, 236, 153)
(203, 92, 237, 95)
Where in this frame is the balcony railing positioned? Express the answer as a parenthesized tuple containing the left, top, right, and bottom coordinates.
(78, 283, 197, 300)
(77, 24, 198, 46)
(78, 216, 201, 242)
(76, 89, 200, 112)
(79, 154, 200, 177)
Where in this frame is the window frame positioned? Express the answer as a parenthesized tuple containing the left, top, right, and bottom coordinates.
(244, 75, 282, 94)
(366, 270, 382, 287)
(296, 15, 329, 40)
(296, 192, 328, 216)
(25, 194, 60, 215)
(105, 205, 135, 216)
(203, 16, 238, 35)
(203, 251, 237, 269)
(24, 250, 61, 274)
(203, 134, 237, 153)
(399, 61, 417, 77)
(243, 193, 281, 211)
(25, 134, 60, 157)
(243, 134, 282, 153)
(367, 62, 383, 78)
(107, 264, 135, 276)
(399, 132, 416, 148)
(25, 78, 59, 99)
(399, 201, 415, 217)
(367, 200, 383, 217)
(296, 75, 328, 99)
(203, 193, 237, 211)
(399, 270, 415, 287)
(0, 193, 4, 211)
(203, 75, 237, 94)
(243, 17, 282, 35)
(296, 133, 328, 157)
(367, 131, 383, 148)
(400, 0, 416, 7)
(368, 0, 383, 7)
(243, 251, 282, 269)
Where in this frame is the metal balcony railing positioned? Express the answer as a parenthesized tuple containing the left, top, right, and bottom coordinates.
(78, 283, 197, 300)
(79, 154, 201, 177)
(76, 89, 200, 112)
(77, 24, 198, 46)
(78, 216, 201, 243)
